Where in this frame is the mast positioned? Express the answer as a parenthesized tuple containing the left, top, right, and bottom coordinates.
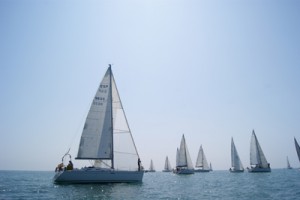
(109, 64, 114, 169)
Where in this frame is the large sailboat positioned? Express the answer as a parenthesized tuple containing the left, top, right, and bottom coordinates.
(174, 134, 194, 174)
(248, 130, 271, 173)
(294, 137, 300, 167)
(194, 145, 210, 172)
(230, 138, 244, 172)
(53, 65, 144, 183)
(162, 156, 172, 172)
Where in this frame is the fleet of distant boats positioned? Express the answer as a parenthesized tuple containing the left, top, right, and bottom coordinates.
(53, 65, 300, 184)
(146, 130, 300, 174)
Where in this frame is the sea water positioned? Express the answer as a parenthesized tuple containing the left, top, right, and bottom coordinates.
(1, 169, 300, 199)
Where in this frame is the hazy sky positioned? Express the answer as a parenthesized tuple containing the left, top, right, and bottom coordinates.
(1, 0, 300, 171)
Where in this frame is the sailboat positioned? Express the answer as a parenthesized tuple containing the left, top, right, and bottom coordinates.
(147, 160, 156, 172)
(194, 145, 210, 172)
(53, 65, 144, 183)
(162, 156, 172, 172)
(209, 163, 213, 171)
(230, 138, 244, 172)
(248, 130, 271, 173)
(287, 156, 292, 169)
(174, 134, 194, 174)
(294, 137, 300, 167)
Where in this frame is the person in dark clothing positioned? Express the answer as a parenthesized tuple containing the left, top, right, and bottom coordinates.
(138, 158, 141, 171)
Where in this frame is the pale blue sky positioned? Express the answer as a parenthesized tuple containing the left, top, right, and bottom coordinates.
(1, 0, 300, 171)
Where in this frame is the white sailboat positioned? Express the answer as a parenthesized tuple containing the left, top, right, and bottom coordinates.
(230, 138, 244, 173)
(174, 134, 194, 174)
(248, 130, 271, 173)
(53, 65, 144, 183)
(209, 163, 213, 171)
(287, 156, 292, 169)
(162, 156, 172, 172)
(194, 145, 210, 172)
(147, 159, 156, 172)
(294, 137, 300, 167)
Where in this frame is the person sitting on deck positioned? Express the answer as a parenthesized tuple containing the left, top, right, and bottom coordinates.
(55, 163, 64, 172)
(66, 161, 73, 170)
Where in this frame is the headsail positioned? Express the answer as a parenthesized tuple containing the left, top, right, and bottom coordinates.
(250, 130, 269, 168)
(231, 138, 244, 171)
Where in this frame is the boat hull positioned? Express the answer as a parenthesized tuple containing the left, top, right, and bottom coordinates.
(53, 168, 144, 183)
(194, 169, 210, 172)
(173, 168, 194, 175)
(247, 167, 271, 173)
(162, 170, 172, 172)
(229, 169, 244, 173)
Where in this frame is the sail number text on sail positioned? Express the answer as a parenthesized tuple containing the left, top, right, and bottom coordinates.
(93, 84, 109, 106)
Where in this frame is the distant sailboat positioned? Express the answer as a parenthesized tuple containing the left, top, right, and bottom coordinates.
(230, 138, 244, 173)
(53, 65, 144, 183)
(194, 145, 210, 172)
(162, 156, 172, 172)
(147, 160, 156, 172)
(209, 163, 213, 171)
(294, 138, 300, 166)
(287, 156, 292, 169)
(174, 134, 194, 174)
(248, 130, 271, 173)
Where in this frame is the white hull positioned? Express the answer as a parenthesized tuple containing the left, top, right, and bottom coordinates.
(54, 168, 144, 183)
(247, 167, 271, 173)
(173, 168, 194, 175)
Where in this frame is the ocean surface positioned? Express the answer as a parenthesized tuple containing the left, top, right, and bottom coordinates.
(1, 169, 300, 199)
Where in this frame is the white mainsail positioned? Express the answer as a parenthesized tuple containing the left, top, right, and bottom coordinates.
(294, 138, 300, 164)
(250, 130, 269, 168)
(177, 134, 194, 169)
(195, 145, 209, 170)
(231, 138, 244, 171)
(164, 156, 172, 171)
(77, 69, 113, 160)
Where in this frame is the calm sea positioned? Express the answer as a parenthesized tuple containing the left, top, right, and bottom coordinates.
(0, 169, 300, 199)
